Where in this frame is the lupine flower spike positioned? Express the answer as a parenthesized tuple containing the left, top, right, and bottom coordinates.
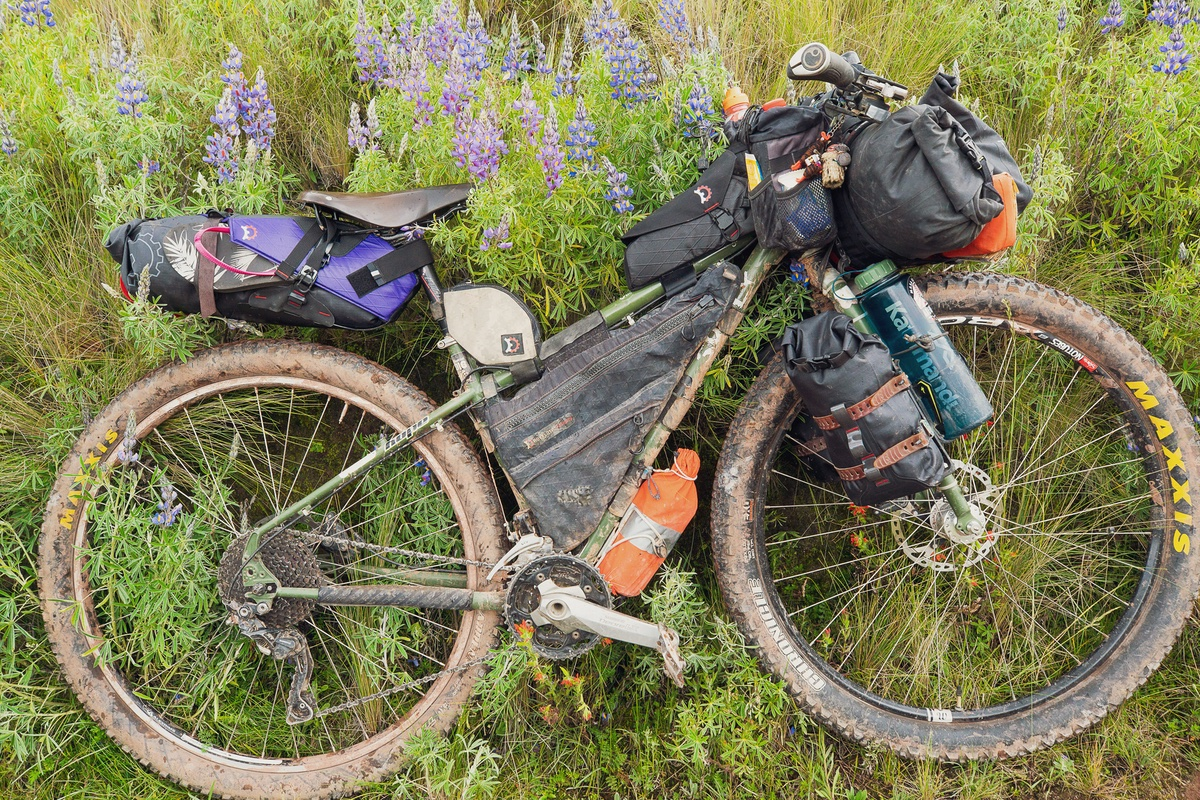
(451, 94, 508, 182)
(402, 44, 434, 128)
(565, 97, 598, 167)
(657, 0, 691, 57)
(108, 22, 127, 70)
(348, 102, 368, 152)
(1154, 25, 1193, 74)
(0, 111, 18, 158)
(425, 0, 463, 67)
(441, 47, 474, 119)
(461, 2, 490, 80)
(1056, 7, 1068, 32)
(1098, 0, 1124, 33)
(354, 2, 386, 83)
(241, 67, 276, 152)
(682, 77, 715, 138)
(52, 59, 63, 86)
(19, 0, 55, 27)
(501, 13, 530, 81)
(1149, 0, 1195, 27)
(204, 87, 241, 183)
(601, 156, 634, 213)
(481, 214, 514, 250)
(538, 103, 565, 195)
(513, 83, 544, 145)
(553, 26, 579, 97)
(532, 21, 552, 75)
(151, 480, 183, 527)
(115, 55, 149, 117)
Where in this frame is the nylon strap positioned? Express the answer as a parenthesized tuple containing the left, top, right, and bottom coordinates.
(814, 374, 912, 430)
(345, 239, 434, 298)
(836, 432, 929, 482)
(275, 217, 325, 279)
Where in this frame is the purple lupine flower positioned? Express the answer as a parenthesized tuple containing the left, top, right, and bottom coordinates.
(681, 77, 715, 138)
(512, 83, 544, 145)
(151, 481, 182, 527)
(347, 101, 369, 151)
(108, 22, 127, 71)
(606, 30, 657, 105)
(451, 98, 508, 182)
(1154, 25, 1193, 74)
(137, 159, 161, 175)
(18, 0, 52, 27)
(1149, 0, 1195, 27)
(440, 47, 475, 118)
(1098, 0, 1124, 33)
(532, 21, 552, 75)
(365, 97, 382, 148)
(481, 215, 514, 250)
(460, 2, 490, 80)
(115, 56, 149, 117)
(401, 44, 434, 128)
(378, 15, 398, 79)
(585, 0, 622, 48)
(501, 13, 530, 81)
(204, 87, 240, 183)
(395, 9, 418, 56)
(0, 112, 18, 158)
(553, 26, 579, 97)
(657, 0, 691, 55)
(600, 157, 633, 214)
(538, 103, 565, 195)
(240, 67, 276, 152)
(565, 97, 597, 165)
(425, 0, 463, 67)
(221, 44, 244, 88)
(354, 5, 386, 83)
(52, 59, 63, 87)
(1057, 7, 1068, 31)
(115, 413, 140, 465)
(38, 0, 55, 27)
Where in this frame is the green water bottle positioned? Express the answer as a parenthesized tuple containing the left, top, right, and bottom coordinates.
(855, 260, 993, 439)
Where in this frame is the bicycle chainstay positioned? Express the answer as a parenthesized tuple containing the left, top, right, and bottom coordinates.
(280, 527, 513, 720)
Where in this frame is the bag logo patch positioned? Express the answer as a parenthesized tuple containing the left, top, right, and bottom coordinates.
(693, 185, 713, 204)
(501, 333, 525, 356)
(239, 223, 259, 241)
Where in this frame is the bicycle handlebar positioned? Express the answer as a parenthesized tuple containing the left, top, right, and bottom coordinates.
(786, 42, 857, 88)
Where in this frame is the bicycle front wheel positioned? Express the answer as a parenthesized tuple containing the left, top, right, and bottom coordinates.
(712, 273, 1200, 759)
(40, 341, 506, 799)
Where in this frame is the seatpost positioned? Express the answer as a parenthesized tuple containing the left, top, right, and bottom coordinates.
(420, 264, 475, 383)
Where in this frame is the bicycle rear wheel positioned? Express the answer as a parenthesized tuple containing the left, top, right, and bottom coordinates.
(712, 273, 1200, 759)
(40, 341, 506, 799)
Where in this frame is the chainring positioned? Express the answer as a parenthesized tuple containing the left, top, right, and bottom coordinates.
(504, 554, 612, 661)
(218, 530, 324, 627)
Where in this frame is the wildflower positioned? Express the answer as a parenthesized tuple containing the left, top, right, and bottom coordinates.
(1056, 7, 1068, 32)
(240, 67, 276, 152)
(1153, 24, 1193, 74)
(354, 2, 386, 83)
(137, 159, 160, 175)
(848, 503, 869, 518)
(538, 103, 565, 195)
(151, 481, 182, 527)
(560, 672, 582, 688)
(1149, 0, 1195, 28)
(425, 0, 463, 67)
(108, 22, 127, 70)
(0, 111, 17, 158)
(395, 9, 418, 57)
(115, 56, 149, 117)
(512, 83, 544, 145)
(451, 96, 508, 182)
(347, 101, 369, 152)
(584, 0, 621, 47)
(501, 13, 530, 81)
(600, 156, 634, 213)
(513, 619, 534, 639)
(681, 77, 715, 138)
(538, 704, 561, 725)
(592, 9, 657, 105)
(115, 413, 140, 465)
(481, 215, 513, 250)
(787, 257, 812, 288)
(657, 0, 691, 55)
(440, 47, 475, 119)
(220, 44, 245, 94)
(19, 0, 55, 27)
(849, 533, 860, 547)
(553, 26, 579, 97)
(1098, 0, 1124, 33)
(532, 21, 551, 75)
(204, 87, 241, 183)
(580, 705, 593, 722)
(52, 59, 63, 87)
(460, 2, 490, 80)
(401, 45, 434, 128)
(565, 97, 598, 165)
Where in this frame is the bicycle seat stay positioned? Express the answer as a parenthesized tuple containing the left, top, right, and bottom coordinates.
(296, 183, 471, 228)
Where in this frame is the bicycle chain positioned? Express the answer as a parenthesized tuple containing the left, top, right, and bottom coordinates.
(292, 528, 511, 719)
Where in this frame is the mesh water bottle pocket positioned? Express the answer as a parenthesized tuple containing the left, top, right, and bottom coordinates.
(750, 178, 836, 251)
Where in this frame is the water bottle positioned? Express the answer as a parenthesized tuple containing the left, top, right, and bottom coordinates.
(855, 260, 993, 439)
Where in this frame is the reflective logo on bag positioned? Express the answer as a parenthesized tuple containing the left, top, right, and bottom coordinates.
(500, 333, 525, 356)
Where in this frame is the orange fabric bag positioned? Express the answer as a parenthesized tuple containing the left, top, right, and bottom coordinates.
(943, 172, 1017, 258)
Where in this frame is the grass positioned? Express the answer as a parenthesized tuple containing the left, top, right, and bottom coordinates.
(1, 0, 1199, 797)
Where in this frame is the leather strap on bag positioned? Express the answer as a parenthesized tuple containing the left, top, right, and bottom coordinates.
(814, 374, 911, 431)
(836, 432, 930, 482)
(196, 228, 220, 317)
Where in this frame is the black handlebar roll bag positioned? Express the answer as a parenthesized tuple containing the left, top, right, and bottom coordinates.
(831, 73, 1031, 268)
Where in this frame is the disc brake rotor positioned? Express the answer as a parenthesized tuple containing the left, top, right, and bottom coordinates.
(890, 460, 1002, 572)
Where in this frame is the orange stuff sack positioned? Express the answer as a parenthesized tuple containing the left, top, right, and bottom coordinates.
(943, 172, 1017, 258)
(597, 450, 700, 597)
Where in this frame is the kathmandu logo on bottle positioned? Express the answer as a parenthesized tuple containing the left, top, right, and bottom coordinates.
(693, 185, 713, 204)
(884, 300, 961, 412)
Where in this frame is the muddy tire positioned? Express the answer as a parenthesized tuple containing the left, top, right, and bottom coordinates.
(712, 273, 1200, 759)
(40, 341, 506, 798)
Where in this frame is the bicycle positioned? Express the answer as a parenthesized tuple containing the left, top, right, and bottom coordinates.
(39, 44, 1200, 799)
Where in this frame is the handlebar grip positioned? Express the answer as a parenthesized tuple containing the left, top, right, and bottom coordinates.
(787, 42, 857, 88)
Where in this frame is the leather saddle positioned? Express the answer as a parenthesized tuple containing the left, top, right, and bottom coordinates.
(296, 183, 471, 229)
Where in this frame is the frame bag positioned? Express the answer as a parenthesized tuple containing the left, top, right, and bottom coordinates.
(104, 214, 429, 329)
(782, 310, 950, 505)
(480, 262, 743, 550)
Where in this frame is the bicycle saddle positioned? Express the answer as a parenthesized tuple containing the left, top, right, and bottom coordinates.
(296, 184, 471, 228)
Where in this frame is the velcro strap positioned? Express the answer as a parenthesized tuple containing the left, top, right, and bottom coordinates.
(345, 238, 434, 298)
(275, 217, 326, 279)
(815, 374, 912, 431)
(836, 432, 929, 482)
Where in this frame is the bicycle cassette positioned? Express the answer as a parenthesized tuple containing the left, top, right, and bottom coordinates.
(504, 554, 612, 660)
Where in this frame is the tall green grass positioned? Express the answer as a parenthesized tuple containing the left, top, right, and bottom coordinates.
(0, 0, 1198, 797)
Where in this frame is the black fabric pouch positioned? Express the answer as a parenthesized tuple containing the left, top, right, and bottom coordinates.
(621, 150, 751, 290)
(481, 262, 743, 550)
(782, 310, 950, 505)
